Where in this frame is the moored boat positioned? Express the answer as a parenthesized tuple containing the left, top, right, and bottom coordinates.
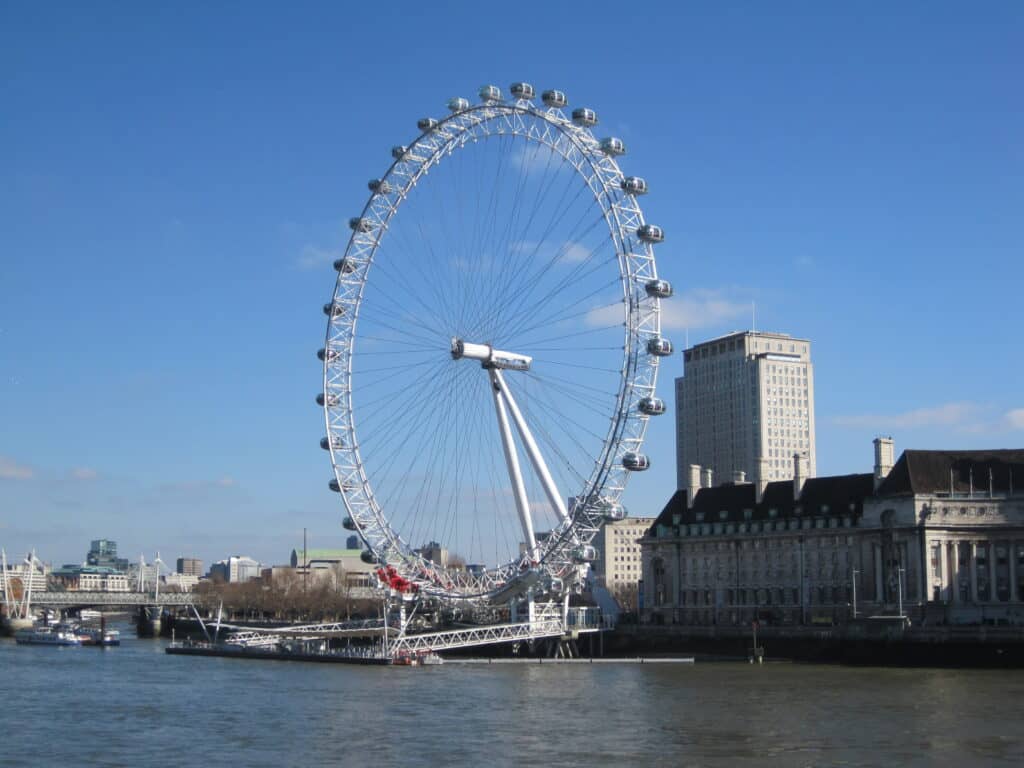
(14, 624, 82, 646)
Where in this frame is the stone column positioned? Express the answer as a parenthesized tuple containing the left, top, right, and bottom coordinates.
(1010, 540, 1018, 603)
(970, 542, 979, 603)
(989, 542, 998, 603)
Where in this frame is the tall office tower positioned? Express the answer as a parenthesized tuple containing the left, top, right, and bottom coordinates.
(675, 331, 816, 489)
(176, 557, 203, 577)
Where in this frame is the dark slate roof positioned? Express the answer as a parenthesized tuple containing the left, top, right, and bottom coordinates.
(648, 473, 874, 536)
(877, 449, 1024, 497)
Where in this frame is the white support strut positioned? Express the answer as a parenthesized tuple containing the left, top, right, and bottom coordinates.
(491, 368, 570, 523)
(488, 368, 537, 558)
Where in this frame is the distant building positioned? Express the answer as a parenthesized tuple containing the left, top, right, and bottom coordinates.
(163, 573, 199, 592)
(593, 517, 657, 600)
(346, 535, 360, 550)
(642, 440, 1024, 627)
(176, 557, 203, 577)
(50, 565, 130, 592)
(416, 542, 449, 569)
(675, 330, 816, 491)
(288, 548, 375, 587)
(86, 539, 129, 572)
(209, 556, 261, 583)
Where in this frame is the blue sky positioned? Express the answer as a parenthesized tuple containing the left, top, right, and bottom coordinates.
(2, 1, 1021, 570)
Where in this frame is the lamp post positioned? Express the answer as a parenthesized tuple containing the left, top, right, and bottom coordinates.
(852, 568, 859, 619)
(897, 567, 905, 618)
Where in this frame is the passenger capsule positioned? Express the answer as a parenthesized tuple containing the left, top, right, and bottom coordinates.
(317, 348, 340, 363)
(360, 550, 380, 565)
(621, 176, 648, 195)
(644, 279, 673, 298)
(349, 217, 373, 233)
(417, 117, 439, 132)
(342, 516, 357, 531)
(328, 478, 341, 493)
(637, 224, 665, 244)
(323, 302, 346, 318)
(591, 496, 627, 521)
(541, 89, 568, 108)
(368, 178, 392, 194)
(447, 97, 470, 113)
(599, 137, 626, 156)
(509, 82, 535, 100)
(316, 392, 340, 407)
(321, 435, 344, 450)
(571, 107, 598, 127)
(638, 396, 666, 416)
(391, 145, 409, 159)
(333, 257, 356, 274)
(479, 84, 502, 101)
(572, 545, 598, 563)
(548, 577, 564, 593)
(647, 337, 673, 356)
(622, 452, 651, 471)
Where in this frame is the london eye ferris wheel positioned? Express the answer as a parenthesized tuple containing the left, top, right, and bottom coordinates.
(318, 82, 672, 605)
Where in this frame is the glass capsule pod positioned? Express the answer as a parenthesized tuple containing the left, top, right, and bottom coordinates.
(333, 257, 356, 274)
(598, 500, 628, 521)
(360, 550, 379, 564)
(599, 137, 626, 156)
(316, 392, 340, 407)
(647, 337, 673, 356)
(638, 397, 666, 416)
(391, 145, 409, 159)
(317, 348, 340, 363)
(571, 107, 598, 127)
(509, 82, 535, 99)
(479, 84, 502, 101)
(548, 577, 564, 593)
(328, 478, 341, 492)
(320, 435, 344, 450)
(342, 516, 357, 530)
(368, 178, 392, 194)
(572, 545, 598, 563)
(621, 176, 648, 195)
(349, 217, 373, 233)
(637, 224, 664, 243)
(447, 97, 470, 112)
(541, 89, 567, 108)
(622, 452, 651, 471)
(323, 302, 345, 318)
(644, 279, 673, 298)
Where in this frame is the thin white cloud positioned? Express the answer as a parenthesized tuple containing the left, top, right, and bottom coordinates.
(70, 467, 98, 481)
(1004, 409, 1024, 430)
(833, 402, 981, 430)
(659, 289, 750, 331)
(296, 244, 341, 271)
(217, 476, 237, 488)
(0, 456, 33, 480)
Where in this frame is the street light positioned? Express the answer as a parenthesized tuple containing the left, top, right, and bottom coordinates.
(852, 568, 859, 619)
(897, 567, 905, 618)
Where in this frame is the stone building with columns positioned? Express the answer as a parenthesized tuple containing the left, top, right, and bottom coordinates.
(641, 440, 1024, 627)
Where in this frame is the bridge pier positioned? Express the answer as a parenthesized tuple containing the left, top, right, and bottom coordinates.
(137, 606, 163, 638)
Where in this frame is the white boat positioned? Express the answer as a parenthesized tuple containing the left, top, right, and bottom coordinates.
(14, 625, 82, 646)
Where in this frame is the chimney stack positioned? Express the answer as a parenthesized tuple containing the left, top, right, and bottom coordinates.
(756, 456, 770, 504)
(687, 464, 701, 507)
(732, 470, 747, 484)
(793, 452, 808, 499)
(701, 467, 713, 489)
(873, 436, 894, 490)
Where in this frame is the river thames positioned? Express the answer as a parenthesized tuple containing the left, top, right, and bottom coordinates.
(2, 626, 1022, 767)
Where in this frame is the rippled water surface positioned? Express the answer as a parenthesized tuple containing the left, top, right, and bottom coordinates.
(2, 625, 1022, 767)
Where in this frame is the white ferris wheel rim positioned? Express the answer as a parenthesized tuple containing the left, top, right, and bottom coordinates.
(321, 87, 667, 602)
